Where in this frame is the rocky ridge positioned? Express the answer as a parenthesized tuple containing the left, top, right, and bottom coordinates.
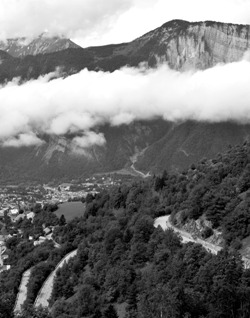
(0, 34, 80, 57)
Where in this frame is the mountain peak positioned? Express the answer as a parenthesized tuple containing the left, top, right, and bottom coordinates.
(161, 19, 190, 28)
(0, 34, 81, 58)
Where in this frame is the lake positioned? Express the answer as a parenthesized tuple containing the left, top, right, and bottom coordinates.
(55, 202, 85, 221)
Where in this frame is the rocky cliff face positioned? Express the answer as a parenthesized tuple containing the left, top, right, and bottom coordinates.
(0, 20, 250, 82)
(1, 20, 250, 181)
(119, 20, 250, 70)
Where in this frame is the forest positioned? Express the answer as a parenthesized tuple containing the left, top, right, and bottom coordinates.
(2, 141, 250, 317)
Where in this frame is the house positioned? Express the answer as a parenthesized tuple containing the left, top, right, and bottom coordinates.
(26, 212, 35, 220)
(44, 227, 52, 236)
(14, 214, 25, 222)
(10, 208, 19, 215)
(34, 236, 46, 246)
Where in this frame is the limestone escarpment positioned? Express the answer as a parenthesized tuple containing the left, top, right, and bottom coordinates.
(121, 20, 250, 70)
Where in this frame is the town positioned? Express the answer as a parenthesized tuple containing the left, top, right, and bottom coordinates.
(0, 173, 135, 272)
(0, 174, 129, 216)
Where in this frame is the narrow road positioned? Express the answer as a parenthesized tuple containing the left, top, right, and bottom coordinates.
(154, 216, 250, 268)
(34, 249, 77, 308)
(14, 268, 32, 313)
(154, 216, 222, 255)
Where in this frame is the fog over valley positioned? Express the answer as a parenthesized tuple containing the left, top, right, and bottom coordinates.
(1, 55, 250, 148)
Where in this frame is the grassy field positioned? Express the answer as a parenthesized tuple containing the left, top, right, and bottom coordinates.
(55, 202, 85, 221)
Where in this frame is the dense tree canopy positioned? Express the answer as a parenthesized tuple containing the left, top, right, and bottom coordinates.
(2, 141, 250, 317)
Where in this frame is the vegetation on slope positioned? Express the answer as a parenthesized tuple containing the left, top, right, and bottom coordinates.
(2, 141, 250, 317)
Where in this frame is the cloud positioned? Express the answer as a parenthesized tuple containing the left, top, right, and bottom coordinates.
(0, 0, 132, 41)
(1, 0, 250, 46)
(3, 133, 44, 147)
(1, 56, 250, 147)
(75, 0, 250, 46)
(72, 132, 106, 150)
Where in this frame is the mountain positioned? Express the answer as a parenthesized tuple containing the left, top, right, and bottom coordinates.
(135, 121, 250, 173)
(0, 19, 250, 83)
(0, 120, 170, 183)
(0, 34, 80, 58)
(1, 120, 250, 183)
(124, 19, 250, 70)
(1, 20, 250, 182)
(0, 50, 12, 63)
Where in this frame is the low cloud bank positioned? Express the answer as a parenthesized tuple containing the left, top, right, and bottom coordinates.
(1, 57, 250, 148)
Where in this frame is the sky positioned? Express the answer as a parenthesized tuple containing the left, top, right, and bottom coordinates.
(1, 0, 250, 148)
(0, 0, 250, 46)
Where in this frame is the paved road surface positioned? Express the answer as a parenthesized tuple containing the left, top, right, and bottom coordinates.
(154, 216, 250, 268)
(14, 268, 32, 313)
(34, 249, 77, 308)
(154, 216, 222, 255)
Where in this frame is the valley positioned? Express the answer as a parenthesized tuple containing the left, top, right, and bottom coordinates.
(1, 19, 250, 182)
(1, 14, 250, 318)
(1, 137, 250, 317)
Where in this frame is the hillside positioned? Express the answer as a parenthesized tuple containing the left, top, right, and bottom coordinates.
(2, 141, 250, 317)
(1, 120, 250, 184)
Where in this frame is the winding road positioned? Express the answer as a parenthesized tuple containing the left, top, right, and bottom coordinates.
(34, 249, 77, 308)
(154, 216, 222, 254)
(14, 268, 32, 313)
(154, 216, 250, 268)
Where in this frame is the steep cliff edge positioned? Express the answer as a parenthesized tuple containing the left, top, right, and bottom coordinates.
(119, 19, 250, 70)
(1, 20, 250, 181)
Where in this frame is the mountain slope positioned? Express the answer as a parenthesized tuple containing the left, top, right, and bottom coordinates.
(0, 120, 170, 183)
(0, 20, 250, 182)
(0, 34, 80, 58)
(1, 120, 250, 183)
(136, 121, 250, 173)
(0, 19, 250, 83)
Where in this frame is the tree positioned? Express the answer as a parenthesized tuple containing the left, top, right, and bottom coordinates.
(103, 305, 118, 318)
(59, 214, 66, 226)
(16, 306, 51, 318)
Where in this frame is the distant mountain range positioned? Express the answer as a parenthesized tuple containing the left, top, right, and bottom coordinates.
(0, 19, 250, 83)
(0, 33, 80, 57)
(1, 20, 250, 182)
